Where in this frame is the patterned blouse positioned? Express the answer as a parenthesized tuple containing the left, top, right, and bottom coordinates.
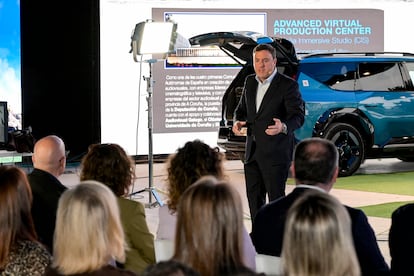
(0, 240, 51, 275)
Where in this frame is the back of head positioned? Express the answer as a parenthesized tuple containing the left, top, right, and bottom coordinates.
(166, 139, 225, 212)
(52, 180, 125, 274)
(174, 176, 244, 276)
(32, 135, 66, 177)
(0, 165, 37, 268)
(80, 143, 135, 196)
(293, 138, 338, 186)
(282, 191, 360, 276)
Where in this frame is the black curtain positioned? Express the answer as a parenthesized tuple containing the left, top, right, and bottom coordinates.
(20, 0, 101, 161)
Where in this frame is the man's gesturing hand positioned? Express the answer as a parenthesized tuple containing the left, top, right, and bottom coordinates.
(233, 121, 247, 136)
(265, 118, 285, 136)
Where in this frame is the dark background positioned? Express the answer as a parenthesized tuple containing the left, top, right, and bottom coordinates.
(20, 0, 101, 161)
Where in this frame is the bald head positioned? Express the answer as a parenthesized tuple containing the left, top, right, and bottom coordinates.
(32, 135, 66, 177)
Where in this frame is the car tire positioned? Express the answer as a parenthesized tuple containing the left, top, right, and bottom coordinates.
(322, 123, 365, 177)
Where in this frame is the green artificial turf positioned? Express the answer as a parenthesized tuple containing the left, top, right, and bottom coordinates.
(334, 172, 414, 196)
(287, 171, 414, 218)
(288, 171, 414, 195)
(359, 201, 414, 218)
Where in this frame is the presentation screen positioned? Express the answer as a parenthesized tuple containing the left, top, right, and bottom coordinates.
(151, 8, 383, 135)
(101, 0, 414, 156)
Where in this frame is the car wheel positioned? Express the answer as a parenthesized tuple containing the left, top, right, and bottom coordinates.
(322, 123, 365, 177)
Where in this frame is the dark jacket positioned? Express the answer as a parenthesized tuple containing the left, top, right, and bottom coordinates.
(251, 187, 390, 276)
(27, 168, 67, 253)
(389, 203, 414, 276)
(234, 73, 304, 163)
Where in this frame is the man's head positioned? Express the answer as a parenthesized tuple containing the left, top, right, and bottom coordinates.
(253, 44, 277, 82)
(32, 135, 66, 177)
(291, 138, 339, 190)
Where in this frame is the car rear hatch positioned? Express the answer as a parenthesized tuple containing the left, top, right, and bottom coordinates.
(189, 31, 299, 73)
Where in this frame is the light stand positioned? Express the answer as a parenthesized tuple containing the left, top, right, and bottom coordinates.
(129, 20, 178, 208)
(129, 59, 163, 208)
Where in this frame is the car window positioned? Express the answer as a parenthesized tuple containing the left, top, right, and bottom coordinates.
(299, 62, 356, 91)
(357, 62, 406, 91)
(404, 61, 414, 88)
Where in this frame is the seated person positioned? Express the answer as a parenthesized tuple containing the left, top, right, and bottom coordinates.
(172, 176, 258, 276)
(0, 165, 51, 274)
(80, 143, 155, 274)
(251, 137, 389, 275)
(389, 202, 414, 275)
(157, 140, 256, 270)
(282, 190, 360, 276)
(44, 180, 137, 276)
(28, 135, 67, 253)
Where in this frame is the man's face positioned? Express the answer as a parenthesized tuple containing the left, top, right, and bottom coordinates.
(253, 49, 277, 82)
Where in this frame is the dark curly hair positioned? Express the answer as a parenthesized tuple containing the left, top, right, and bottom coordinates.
(166, 139, 225, 213)
(80, 143, 136, 197)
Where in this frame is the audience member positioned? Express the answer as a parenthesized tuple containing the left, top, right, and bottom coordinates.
(80, 143, 155, 274)
(157, 139, 256, 270)
(389, 202, 414, 275)
(44, 180, 136, 276)
(0, 165, 51, 274)
(28, 134, 67, 252)
(282, 190, 360, 276)
(142, 260, 200, 276)
(251, 137, 389, 275)
(173, 176, 258, 276)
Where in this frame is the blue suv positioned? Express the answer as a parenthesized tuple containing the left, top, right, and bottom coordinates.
(188, 32, 414, 176)
(297, 52, 414, 176)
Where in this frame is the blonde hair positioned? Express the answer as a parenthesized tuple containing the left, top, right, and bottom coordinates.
(282, 191, 360, 276)
(173, 176, 244, 276)
(52, 180, 126, 274)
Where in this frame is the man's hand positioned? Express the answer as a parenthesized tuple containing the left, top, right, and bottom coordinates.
(233, 121, 247, 136)
(265, 118, 286, 136)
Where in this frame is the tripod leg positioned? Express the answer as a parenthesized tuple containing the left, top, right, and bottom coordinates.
(150, 188, 164, 207)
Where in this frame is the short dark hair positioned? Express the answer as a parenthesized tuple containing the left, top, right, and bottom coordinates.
(253, 44, 276, 59)
(293, 138, 338, 185)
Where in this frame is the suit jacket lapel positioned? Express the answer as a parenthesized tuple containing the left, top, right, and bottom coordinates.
(247, 79, 258, 114)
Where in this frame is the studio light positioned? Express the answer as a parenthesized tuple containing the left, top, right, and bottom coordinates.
(131, 20, 177, 61)
(129, 20, 178, 208)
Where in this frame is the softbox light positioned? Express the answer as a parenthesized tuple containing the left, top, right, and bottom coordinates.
(131, 20, 177, 61)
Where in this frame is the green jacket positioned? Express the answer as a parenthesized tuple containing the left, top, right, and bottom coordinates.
(117, 197, 155, 273)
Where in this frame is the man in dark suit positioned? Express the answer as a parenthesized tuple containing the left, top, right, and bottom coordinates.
(389, 203, 414, 275)
(28, 135, 67, 253)
(232, 43, 305, 220)
(251, 137, 390, 276)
